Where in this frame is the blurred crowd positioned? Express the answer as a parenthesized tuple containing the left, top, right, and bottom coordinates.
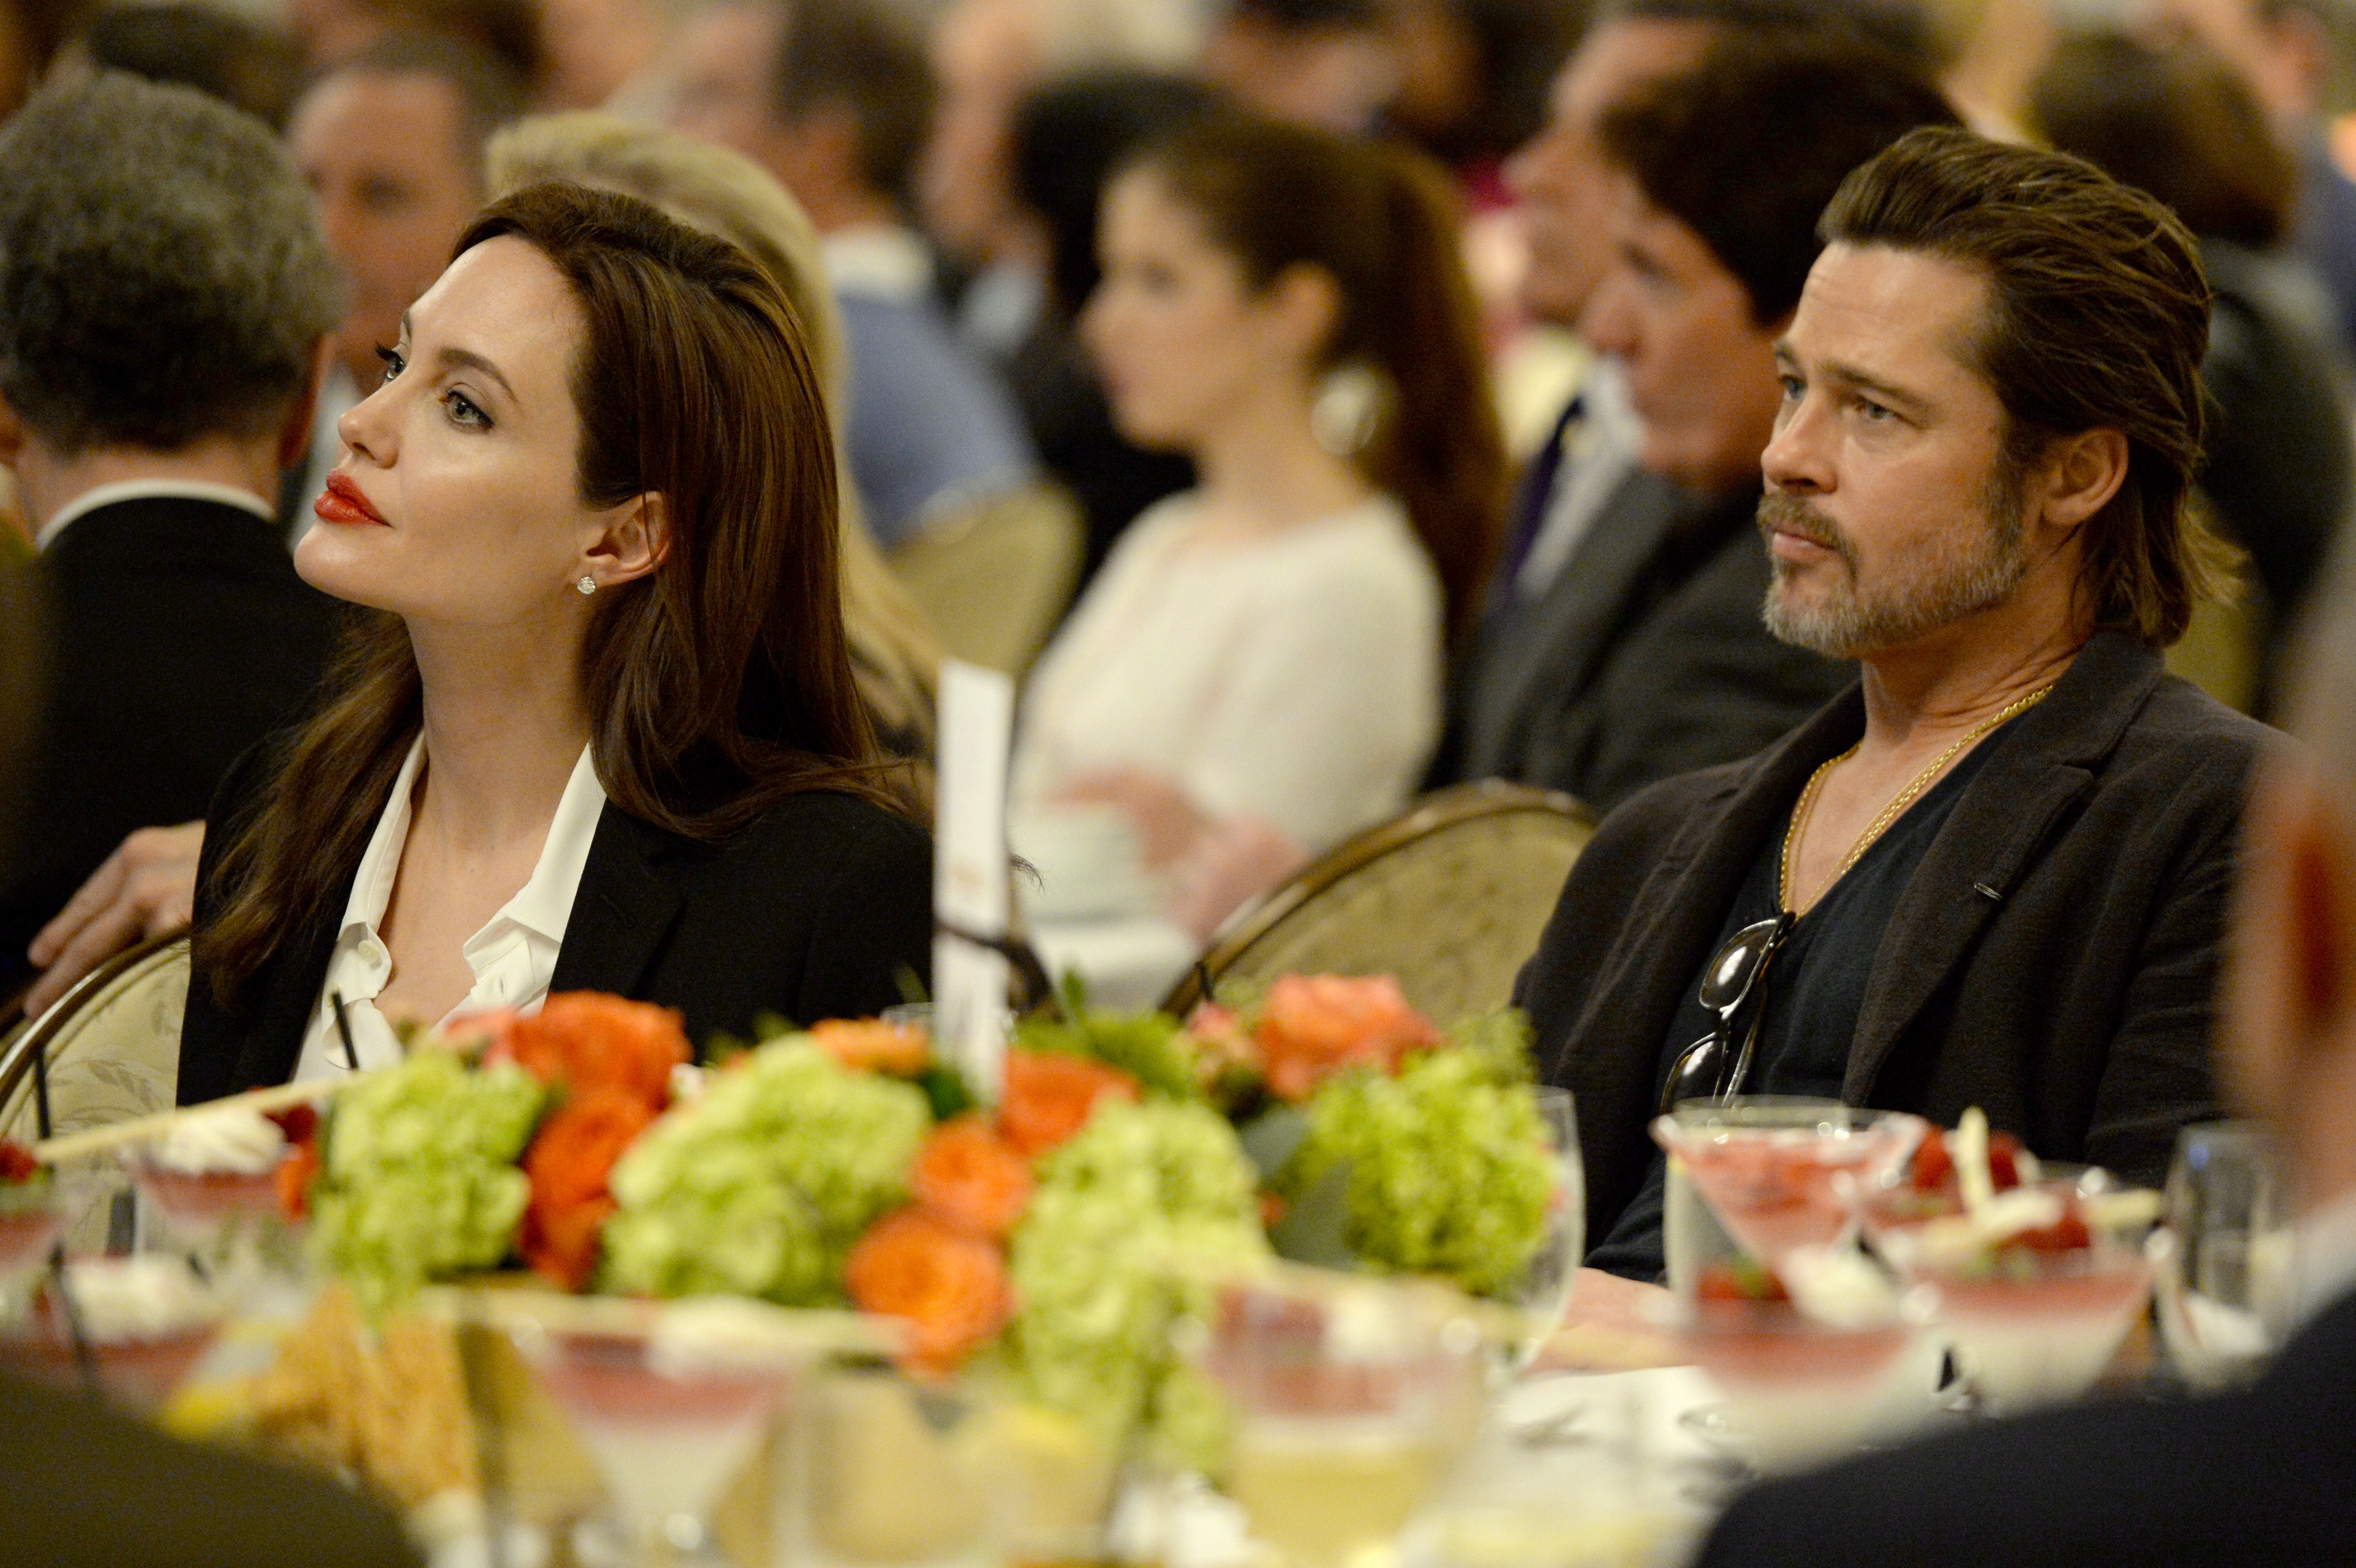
(5, 0, 2356, 974)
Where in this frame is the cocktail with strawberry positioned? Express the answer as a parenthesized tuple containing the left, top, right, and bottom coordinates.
(1651, 1099, 1925, 1270)
(1863, 1111, 2158, 1414)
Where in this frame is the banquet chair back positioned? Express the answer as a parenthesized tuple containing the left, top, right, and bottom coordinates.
(0, 931, 188, 1147)
(888, 480, 1083, 678)
(1162, 783, 1597, 1022)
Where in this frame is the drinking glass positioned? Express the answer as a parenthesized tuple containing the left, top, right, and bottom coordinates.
(0, 1254, 231, 1410)
(1651, 1099, 1922, 1270)
(507, 1301, 805, 1567)
(1498, 1088, 1583, 1371)
(1198, 1275, 1489, 1568)
(2159, 1121, 2293, 1389)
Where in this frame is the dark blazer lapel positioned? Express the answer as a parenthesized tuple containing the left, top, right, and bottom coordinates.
(1482, 469, 1691, 765)
(549, 806, 687, 998)
(220, 884, 351, 1100)
(1844, 635, 2166, 1100)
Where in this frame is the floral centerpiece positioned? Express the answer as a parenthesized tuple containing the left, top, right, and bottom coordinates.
(273, 976, 1570, 1487)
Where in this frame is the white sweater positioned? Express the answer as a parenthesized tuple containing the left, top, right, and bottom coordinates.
(1012, 491, 1442, 850)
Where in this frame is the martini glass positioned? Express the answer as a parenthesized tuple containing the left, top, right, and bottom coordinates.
(508, 1303, 802, 1566)
(0, 1255, 230, 1411)
(1198, 1275, 1488, 1568)
(1651, 1099, 1924, 1272)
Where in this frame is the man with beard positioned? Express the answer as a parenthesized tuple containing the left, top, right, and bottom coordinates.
(1521, 125, 2272, 1286)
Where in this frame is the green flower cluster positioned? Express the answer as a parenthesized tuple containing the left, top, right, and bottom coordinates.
(1283, 1040, 1555, 1298)
(310, 1050, 544, 1313)
(1007, 1099, 1264, 1467)
(602, 1037, 931, 1303)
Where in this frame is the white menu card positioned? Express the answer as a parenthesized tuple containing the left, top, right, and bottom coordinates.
(933, 660, 1014, 1100)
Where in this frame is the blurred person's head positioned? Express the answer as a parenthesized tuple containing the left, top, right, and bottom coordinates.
(0, 73, 340, 518)
(765, 0, 936, 228)
(535, 0, 670, 108)
(1761, 126, 2223, 668)
(2139, 0, 2336, 135)
(922, 0, 1202, 265)
(285, 0, 542, 83)
(2031, 30, 2296, 250)
(1087, 114, 1508, 639)
(291, 32, 527, 392)
(1383, 0, 1589, 170)
(666, 0, 790, 162)
(487, 110, 941, 759)
(64, 2, 306, 130)
(209, 178, 893, 1003)
(1582, 30, 1955, 494)
(1506, 0, 1935, 331)
(1010, 69, 1228, 315)
(2228, 545, 2356, 1216)
(1198, 0, 1399, 135)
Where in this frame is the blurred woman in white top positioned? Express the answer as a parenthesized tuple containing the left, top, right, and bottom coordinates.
(1012, 112, 1507, 938)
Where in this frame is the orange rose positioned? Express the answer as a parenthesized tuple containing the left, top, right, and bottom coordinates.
(843, 1208, 1012, 1372)
(276, 1137, 320, 1222)
(810, 1017, 932, 1076)
(1252, 974, 1441, 1102)
(488, 993, 689, 1107)
(518, 1086, 657, 1289)
(912, 1116, 1034, 1238)
(997, 1050, 1140, 1157)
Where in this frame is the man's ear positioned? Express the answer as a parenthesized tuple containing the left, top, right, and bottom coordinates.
(2032, 426, 2129, 538)
(276, 338, 333, 474)
(580, 492, 670, 590)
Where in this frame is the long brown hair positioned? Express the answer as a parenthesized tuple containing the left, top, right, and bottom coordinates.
(1126, 115, 1508, 643)
(199, 180, 893, 1008)
(1821, 126, 2230, 646)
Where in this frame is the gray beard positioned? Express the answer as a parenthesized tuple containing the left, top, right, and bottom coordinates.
(1757, 485, 2029, 659)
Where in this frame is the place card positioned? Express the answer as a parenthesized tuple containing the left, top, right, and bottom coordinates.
(933, 660, 1013, 1101)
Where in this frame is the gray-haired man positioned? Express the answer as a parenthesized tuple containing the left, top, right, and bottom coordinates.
(0, 72, 345, 998)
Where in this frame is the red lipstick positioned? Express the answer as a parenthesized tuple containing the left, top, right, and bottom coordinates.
(315, 472, 387, 526)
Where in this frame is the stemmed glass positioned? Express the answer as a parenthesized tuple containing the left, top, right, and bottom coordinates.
(1498, 1087, 1583, 1371)
(1197, 1274, 1489, 1568)
(0, 1254, 232, 1410)
(1651, 1099, 1923, 1278)
(500, 1296, 823, 1567)
(2158, 1121, 2293, 1389)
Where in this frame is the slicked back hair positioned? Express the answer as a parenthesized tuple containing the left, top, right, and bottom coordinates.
(1820, 125, 2229, 646)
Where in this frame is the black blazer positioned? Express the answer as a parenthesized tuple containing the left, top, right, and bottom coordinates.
(1516, 633, 2272, 1250)
(178, 742, 934, 1104)
(1695, 1289, 2356, 1566)
(1432, 472, 1852, 813)
(0, 496, 339, 984)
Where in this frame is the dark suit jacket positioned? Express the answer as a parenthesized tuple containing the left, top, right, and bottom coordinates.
(1433, 471, 1852, 813)
(1516, 633, 2270, 1250)
(178, 742, 934, 1104)
(0, 495, 339, 984)
(0, 1369, 418, 1566)
(1696, 1289, 2356, 1566)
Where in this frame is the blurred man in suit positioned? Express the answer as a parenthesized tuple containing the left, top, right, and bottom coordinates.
(0, 74, 343, 1001)
(1695, 517, 2356, 1568)
(1431, 0, 1936, 812)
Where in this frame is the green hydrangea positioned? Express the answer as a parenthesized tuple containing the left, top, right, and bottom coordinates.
(601, 1037, 931, 1304)
(1007, 1099, 1264, 1467)
(1282, 1045, 1555, 1298)
(310, 1050, 544, 1313)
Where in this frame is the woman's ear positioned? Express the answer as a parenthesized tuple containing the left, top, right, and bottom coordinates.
(581, 492, 670, 589)
(1265, 262, 1344, 365)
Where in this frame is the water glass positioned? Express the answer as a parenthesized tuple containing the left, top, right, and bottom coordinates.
(2160, 1121, 2293, 1388)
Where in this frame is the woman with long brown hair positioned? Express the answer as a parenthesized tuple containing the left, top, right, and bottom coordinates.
(178, 180, 931, 1103)
(1009, 112, 1506, 936)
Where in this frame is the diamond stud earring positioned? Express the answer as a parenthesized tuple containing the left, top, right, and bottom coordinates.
(577, 576, 596, 595)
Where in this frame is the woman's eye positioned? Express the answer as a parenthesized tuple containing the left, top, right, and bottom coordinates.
(443, 389, 491, 429)
(374, 344, 404, 385)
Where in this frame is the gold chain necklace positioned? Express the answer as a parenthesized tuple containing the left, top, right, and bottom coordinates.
(1780, 683, 2057, 912)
